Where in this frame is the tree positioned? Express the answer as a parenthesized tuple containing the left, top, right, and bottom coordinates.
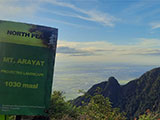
(136, 109, 160, 120)
(48, 91, 78, 120)
(79, 94, 126, 120)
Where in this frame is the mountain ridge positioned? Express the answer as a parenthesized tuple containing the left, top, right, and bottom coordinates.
(72, 67, 160, 119)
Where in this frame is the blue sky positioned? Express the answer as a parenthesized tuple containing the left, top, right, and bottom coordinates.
(1, 0, 160, 99)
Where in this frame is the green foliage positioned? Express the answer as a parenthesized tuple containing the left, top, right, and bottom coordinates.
(137, 109, 160, 120)
(8, 115, 16, 120)
(79, 94, 126, 120)
(48, 91, 78, 120)
(48, 90, 126, 120)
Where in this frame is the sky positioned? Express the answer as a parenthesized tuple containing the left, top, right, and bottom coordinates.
(1, 0, 160, 99)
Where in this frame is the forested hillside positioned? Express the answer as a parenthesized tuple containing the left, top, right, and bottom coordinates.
(73, 67, 160, 119)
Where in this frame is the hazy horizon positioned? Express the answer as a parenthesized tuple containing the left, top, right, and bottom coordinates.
(53, 60, 159, 100)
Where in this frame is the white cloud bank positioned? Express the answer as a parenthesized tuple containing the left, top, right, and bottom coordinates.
(56, 38, 160, 65)
(57, 38, 160, 55)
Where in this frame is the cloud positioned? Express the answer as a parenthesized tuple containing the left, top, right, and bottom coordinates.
(150, 22, 160, 29)
(37, 15, 95, 29)
(0, 0, 39, 20)
(43, 0, 118, 27)
(0, 0, 119, 27)
(137, 38, 160, 47)
(57, 38, 160, 57)
(121, 49, 160, 56)
(57, 46, 96, 56)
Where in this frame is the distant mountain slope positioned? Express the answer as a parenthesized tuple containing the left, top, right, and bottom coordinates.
(72, 67, 160, 119)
